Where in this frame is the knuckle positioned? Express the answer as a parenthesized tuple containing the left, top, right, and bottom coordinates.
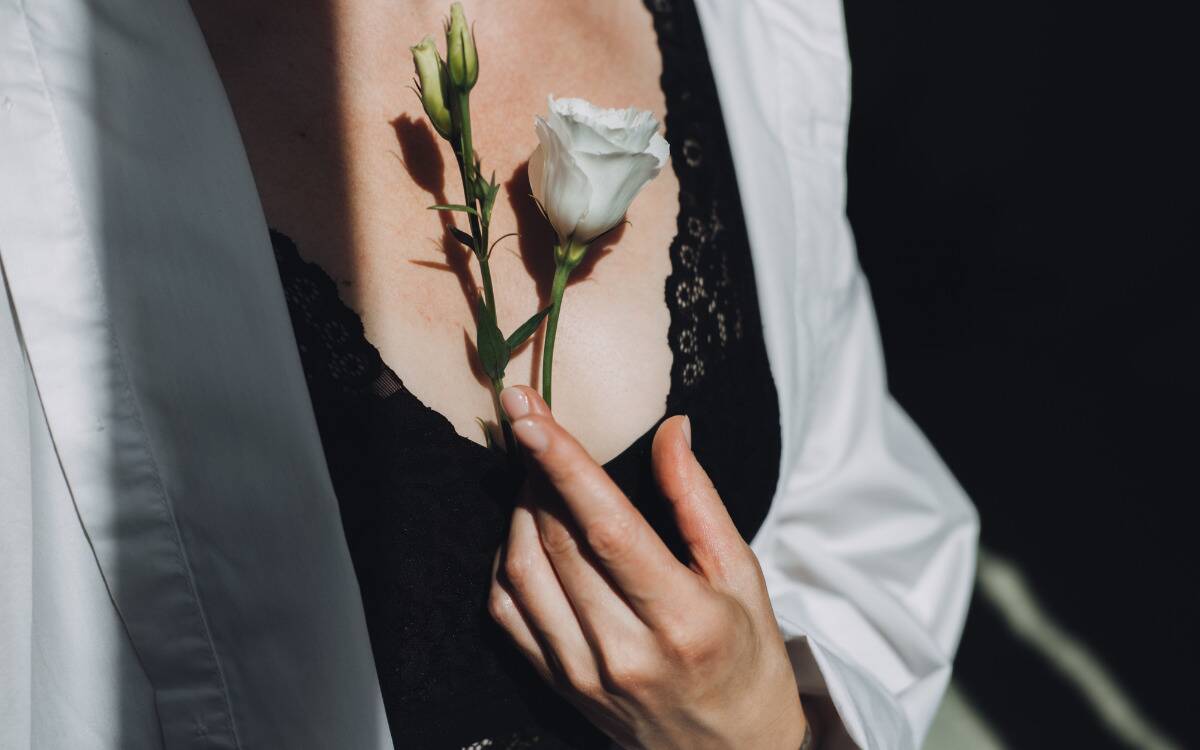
(714, 540, 763, 588)
(584, 516, 637, 561)
(598, 650, 659, 696)
(733, 541, 763, 574)
(662, 626, 714, 664)
(729, 538, 757, 565)
(502, 552, 535, 590)
(487, 585, 514, 626)
(556, 657, 602, 698)
(538, 519, 579, 557)
(661, 609, 730, 666)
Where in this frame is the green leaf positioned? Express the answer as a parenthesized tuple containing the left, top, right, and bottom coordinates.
(472, 168, 489, 203)
(475, 297, 508, 382)
(428, 203, 478, 215)
(449, 226, 475, 249)
(482, 175, 500, 220)
(476, 417, 495, 451)
(505, 305, 552, 351)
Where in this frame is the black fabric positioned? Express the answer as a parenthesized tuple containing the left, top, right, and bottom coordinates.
(270, 0, 781, 746)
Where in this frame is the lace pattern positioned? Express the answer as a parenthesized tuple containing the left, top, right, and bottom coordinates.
(269, 0, 781, 746)
(651, 0, 757, 404)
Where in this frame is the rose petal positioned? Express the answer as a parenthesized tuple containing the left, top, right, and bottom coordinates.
(531, 116, 592, 244)
(572, 149, 665, 242)
(546, 97, 623, 155)
(549, 97, 660, 155)
(646, 132, 670, 170)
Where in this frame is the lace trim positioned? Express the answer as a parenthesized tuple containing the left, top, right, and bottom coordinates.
(267, 0, 778, 746)
(271, 228, 406, 400)
(461, 732, 545, 750)
(650, 0, 760, 405)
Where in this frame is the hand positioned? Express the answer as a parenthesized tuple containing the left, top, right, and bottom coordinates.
(488, 386, 809, 750)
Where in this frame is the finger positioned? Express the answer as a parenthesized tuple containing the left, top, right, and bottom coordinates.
(499, 500, 600, 691)
(500, 383, 551, 418)
(651, 415, 758, 590)
(501, 386, 703, 623)
(529, 487, 649, 646)
(488, 547, 554, 683)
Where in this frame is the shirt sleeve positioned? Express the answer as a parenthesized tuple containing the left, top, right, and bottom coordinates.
(751, 263, 980, 750)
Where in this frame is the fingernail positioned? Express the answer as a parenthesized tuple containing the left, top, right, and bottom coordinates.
(512, 417, 550, 453)
(501, 387, 531, 419)
(681, 415, 692, 448)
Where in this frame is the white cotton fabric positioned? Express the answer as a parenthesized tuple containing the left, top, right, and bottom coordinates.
(0, 0, 978, 749)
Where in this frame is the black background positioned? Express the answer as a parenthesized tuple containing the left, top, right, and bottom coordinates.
(842, 1, 1196, 747)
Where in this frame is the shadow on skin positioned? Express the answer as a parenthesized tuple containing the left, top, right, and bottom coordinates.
(387, 126, 629, 395)
(392, 114, 496, 397)
(391, 114, 480, 316)
(506, 160, 625, 383)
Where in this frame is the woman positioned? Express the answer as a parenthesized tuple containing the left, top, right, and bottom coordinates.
(0, 0, 978, 748)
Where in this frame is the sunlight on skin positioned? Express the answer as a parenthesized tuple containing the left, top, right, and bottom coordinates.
(194, 1, 680, 463)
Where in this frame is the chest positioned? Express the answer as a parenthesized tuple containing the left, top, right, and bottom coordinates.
(193, 0, 680, 462)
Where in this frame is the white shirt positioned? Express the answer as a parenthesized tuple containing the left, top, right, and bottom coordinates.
(0, 0, 979, 748)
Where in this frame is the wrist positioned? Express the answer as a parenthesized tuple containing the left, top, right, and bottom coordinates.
(766, 696, 810, 750)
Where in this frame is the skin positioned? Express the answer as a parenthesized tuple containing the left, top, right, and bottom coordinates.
(494, 386, 808, 749)
(192, 1, 809, 746)
(191, 0, 674, 463)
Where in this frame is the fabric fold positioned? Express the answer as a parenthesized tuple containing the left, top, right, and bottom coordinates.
(0, 0, 392, 747)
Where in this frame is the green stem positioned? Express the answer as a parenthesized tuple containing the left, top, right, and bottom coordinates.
(453, 90, 512, 455)
(454, 91, 500, 321)
(541, 263, 572, 408)
(454, 95, 480, 231)
(478, 257, 497, 315)
(489, 376, 520, 467)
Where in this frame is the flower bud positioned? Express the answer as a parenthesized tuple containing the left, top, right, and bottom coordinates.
(445, 3, 479, 91)
(410, 36, 454, 139)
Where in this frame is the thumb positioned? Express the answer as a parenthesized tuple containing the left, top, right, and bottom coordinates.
(651, 415, 752, 586)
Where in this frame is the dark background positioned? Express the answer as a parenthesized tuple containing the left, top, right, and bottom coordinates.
(842, 1, 1196, 747)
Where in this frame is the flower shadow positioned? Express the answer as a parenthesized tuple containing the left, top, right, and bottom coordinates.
(505, 160, 625, 383)
(390, 114, 492, 392)
(505, 160, 623, 306)
(391, 114, 480, 318)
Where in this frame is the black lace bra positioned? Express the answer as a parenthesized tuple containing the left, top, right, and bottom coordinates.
(270, 1, 781, 746)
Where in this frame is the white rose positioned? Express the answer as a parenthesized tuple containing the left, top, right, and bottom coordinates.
(529, 96, 670, 253)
